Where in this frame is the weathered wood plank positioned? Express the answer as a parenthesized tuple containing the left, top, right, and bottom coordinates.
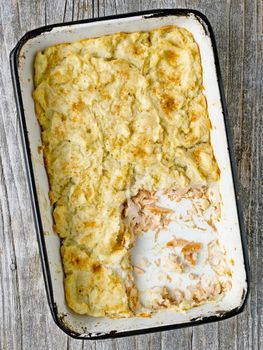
(0, 1, 262, 350)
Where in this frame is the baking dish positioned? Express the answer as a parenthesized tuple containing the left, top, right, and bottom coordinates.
(10, 9, 249, 339)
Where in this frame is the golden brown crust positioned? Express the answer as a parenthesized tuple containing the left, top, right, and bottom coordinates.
(33, 25, 220, 317)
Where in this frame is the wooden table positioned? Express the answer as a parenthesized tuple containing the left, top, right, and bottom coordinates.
(0, 1, 262, 349)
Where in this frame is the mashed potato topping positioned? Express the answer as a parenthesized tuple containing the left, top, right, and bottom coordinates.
(33, 26, 220, 317)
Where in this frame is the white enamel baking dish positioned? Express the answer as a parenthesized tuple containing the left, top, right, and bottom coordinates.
(10, 9, 249, 339)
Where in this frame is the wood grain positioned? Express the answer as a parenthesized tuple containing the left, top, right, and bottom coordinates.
(0, 1, 262, 349)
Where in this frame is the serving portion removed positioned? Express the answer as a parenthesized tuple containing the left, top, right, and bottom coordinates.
(32, 25, 232, 318)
